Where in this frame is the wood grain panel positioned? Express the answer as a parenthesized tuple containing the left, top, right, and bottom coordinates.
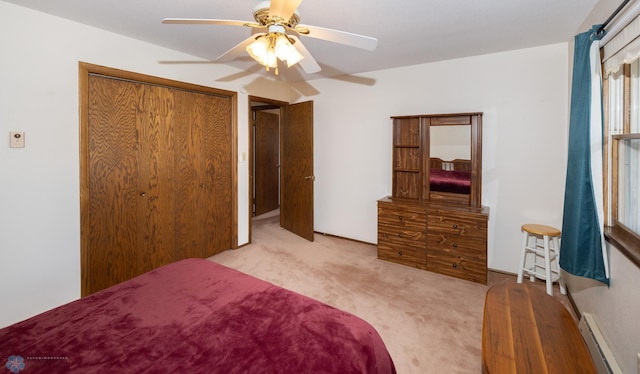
(173, 88, 203, 260)
(136, 84, 177, 274)
(427, 211, 487, 240)
(427, 234, 486, 262)
(377, 202, 427, 230)
(82, 65, 234, 296)
(394, 148, 420, 171)
(87, 75, 142, 294)
(378, 226, 426, 246)
(393, 117, 421, 146)
(202, 92, 233, 255)
(173, 89, 232, 258)
(393, 171, 420, 199)
(377, 242, 426, 269)
(482, 282, 597, 373)
(426, 249, 487, 283)
(254, 111, 280, 216)
(429, 115, 471, 126)
(281, 101, 314, 241)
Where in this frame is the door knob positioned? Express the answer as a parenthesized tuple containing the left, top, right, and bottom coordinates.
(304, 176, 316, 181)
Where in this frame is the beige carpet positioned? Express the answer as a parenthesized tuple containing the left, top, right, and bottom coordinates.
(209, 211, 569, 373)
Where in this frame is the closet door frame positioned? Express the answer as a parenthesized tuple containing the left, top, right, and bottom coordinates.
(79, 62, 238, 295)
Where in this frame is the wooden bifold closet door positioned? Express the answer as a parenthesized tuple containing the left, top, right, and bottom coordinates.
(82, 71, 233, 296)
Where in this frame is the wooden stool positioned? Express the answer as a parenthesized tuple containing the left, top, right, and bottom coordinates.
(517, 224, 566, 296)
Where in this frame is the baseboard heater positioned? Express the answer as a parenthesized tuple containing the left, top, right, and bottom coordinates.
(578, 313, 623, 374)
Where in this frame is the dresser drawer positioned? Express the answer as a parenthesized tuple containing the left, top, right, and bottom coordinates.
(426, 249, 487, 284)
(379, 225, 426, 247)
(377, 241, 426, 269)
(427, 231, 486, 262)
(428, 211, 487, 240)
(379, 201, 426, 228)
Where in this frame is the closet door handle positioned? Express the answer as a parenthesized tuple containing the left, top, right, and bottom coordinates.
(140, 192, 146, 197)
(304, 175, 316, 181)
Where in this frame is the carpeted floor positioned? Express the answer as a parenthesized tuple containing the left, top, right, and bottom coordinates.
(209, 210, 571, 373)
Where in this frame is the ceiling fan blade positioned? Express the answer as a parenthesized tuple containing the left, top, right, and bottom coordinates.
(216, 33, 264, 62)
(296, 24, 378, 51)
(162, 18, 257, 28)
(269, 0, 303, 21)
(289, 35, 320, 74)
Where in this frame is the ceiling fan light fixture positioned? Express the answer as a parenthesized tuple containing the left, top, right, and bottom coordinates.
(275, 34, 303, 66)
(246, 32, 304, 73)
(246, 36, 270, 63)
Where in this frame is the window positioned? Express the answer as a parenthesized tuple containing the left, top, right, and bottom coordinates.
(604, 60, 640, 267)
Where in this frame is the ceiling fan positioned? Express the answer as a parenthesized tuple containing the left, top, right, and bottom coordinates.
(162, 0, 378, 75)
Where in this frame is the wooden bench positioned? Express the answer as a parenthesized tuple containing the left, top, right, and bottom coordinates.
(482, 281, 596, 373)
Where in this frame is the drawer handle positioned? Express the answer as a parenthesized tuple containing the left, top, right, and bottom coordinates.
(452, 243, 458, 248)
(398, 251, 403, 256)
(452, 263, 458, 268)
(398, 215, 403, 221)
(452, 224, 458, 229)
(398, 234, 403, 238)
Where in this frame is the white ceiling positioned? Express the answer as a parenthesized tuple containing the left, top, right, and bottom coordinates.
(4, 0, 598, 82)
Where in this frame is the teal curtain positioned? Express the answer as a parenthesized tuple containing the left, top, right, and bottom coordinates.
(560, 25, 609, 285)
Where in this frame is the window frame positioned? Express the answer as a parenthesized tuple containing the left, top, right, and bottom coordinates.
(603, 63, 640, 268)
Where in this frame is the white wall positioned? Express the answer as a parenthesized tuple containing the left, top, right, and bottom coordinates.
(0, 1, 297, 327)
(302, 43, 570, 274)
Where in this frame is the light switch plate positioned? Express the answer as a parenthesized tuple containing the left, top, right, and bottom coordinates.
(10, 131, 25, 148)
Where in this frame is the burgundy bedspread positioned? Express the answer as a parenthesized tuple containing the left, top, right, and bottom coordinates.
(0, 259, 395, 373)
(430, 168, 471, 194)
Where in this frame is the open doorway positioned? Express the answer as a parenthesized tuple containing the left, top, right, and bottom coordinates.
(248, 96, 315, 243)
(249, 96, 286, 242)
(251, 98, 283, 215)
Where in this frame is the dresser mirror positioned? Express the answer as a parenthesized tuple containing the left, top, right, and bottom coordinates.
(426, 113, 482, 208)
(428, 123, 472, 206)
(390, 113, 483, 209)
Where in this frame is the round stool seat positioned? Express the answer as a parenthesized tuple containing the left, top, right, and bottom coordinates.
(521, 224, 561, 237)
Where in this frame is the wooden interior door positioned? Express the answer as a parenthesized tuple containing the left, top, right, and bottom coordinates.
(254, 111, 280, 216)
(83, 68, 234, 296)
(280, 101, 314, 241)
(173, 89, 233, 259)
(86, 75, 176, 293)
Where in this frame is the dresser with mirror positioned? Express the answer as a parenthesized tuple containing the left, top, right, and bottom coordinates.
(378, 112, 489, 283)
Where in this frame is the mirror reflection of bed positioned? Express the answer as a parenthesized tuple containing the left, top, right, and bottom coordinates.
(429, 157, 471, 193)
(429, 123, 472, 204)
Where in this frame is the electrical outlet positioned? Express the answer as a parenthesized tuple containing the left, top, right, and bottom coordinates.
(10, 131, 25, 148)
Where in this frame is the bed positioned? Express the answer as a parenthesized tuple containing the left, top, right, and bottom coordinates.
(429, 158, 471, 194)
(0, 259, 396, 373)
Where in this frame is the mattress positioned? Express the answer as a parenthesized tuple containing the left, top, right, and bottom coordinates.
(0, 259, 395, 373)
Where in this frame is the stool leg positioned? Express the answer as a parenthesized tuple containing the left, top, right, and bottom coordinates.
(517, 231, 528, 284)
(543, 235, 553, 296)
(553, 236, 566, 295)
(529, 236, 536, 283)
(528, 235, 537, 282)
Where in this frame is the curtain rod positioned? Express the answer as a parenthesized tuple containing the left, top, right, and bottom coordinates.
(597, 0, 632, 35)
